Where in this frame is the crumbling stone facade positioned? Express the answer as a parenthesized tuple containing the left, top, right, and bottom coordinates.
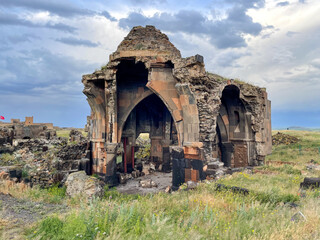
(0, 116, 55, 141)
(82, 26, 272, 188)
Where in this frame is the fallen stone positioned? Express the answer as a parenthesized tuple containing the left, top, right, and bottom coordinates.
(150, 162, 156, 171)
(300, 177, 320, 189)
(0, 171, 9, 180)
(65, 171, 105, 198)
(142, 164, 150, 175)
(310, 159, 317, 164)
(214, 169, 227, 178)
(215, 183, 249, 195)
(187, 180, 198, 189)
(139, 179, 158, 188)
(205, 169, 218, 175)
(203, 165, 208, 172)
(207, 161, 224, 169)
(9, 168, 22, 179)
(285, 202, 299, 208)
(119, 173, 127, 184)
(131, 170, 140, 178)
(306, 164, 320, 171)
(11, 177, 19, 183)
(165, 185, 172, 193)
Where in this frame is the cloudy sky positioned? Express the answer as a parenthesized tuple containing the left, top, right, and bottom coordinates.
(0, 0, 319, 128)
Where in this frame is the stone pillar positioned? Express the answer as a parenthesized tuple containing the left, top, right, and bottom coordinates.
(171, 146, 185, 190)
(105, 79, 117, 143)
(183, 145, 205, 181)
(104, 143, 118, 186)
(175, 83, 200, 143)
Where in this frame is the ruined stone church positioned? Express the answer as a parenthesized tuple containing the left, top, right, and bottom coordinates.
(82, 26, 272, 189)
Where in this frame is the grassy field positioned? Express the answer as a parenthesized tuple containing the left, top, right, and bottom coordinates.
(2, 130, 320, 239)
(56, 129, 88, 139)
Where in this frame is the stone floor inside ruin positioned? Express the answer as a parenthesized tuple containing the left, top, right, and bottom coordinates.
(116, 172, 172, 195)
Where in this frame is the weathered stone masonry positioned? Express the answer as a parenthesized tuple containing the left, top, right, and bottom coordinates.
(82, 26, 272, 188)
(0, 116, 55, 143)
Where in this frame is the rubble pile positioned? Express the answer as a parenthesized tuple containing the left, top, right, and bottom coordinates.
(139, 179, 158, 188)
(69, 129, 86, 142)
(14, 138, 67, 151)
(0, 127, 14, 145)
(57, 141, 88, 160)
(272, 132, 299, 145)
(0, 134, 90, 188)
(38, 129, 57, 140)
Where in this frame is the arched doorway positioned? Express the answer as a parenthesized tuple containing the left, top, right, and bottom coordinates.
(116, 59, 180, 174)
(216, 85, 253, 168)
(119, 94, 178, 173)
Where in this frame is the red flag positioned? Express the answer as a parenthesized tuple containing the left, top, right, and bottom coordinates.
(0, 116, 4, 120)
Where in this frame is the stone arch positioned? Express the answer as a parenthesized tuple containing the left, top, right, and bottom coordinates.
(115, 59, 184, 174)
(83, 80, 106, 141)
(116, 59, 183, 145)
(217, 114, 228, 143)
(216, 84, 253, 167)
(146, 84, 184, 145)
(147, 73, 200, 144)
(119, 93, 180, 173)
(117, 89, 153, 143)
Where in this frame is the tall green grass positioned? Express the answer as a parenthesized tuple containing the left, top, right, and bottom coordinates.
(27, 187, 320, 239)
(21, 130, 320, 239)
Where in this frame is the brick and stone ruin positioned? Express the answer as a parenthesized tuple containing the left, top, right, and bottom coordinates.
(0, 116, 55, 143)
(0, 117, 90, 188)
(81, 26, 271, 189)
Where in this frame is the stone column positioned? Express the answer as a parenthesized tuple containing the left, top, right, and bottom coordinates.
(171, 146, 186, 190)
(104, 143, 118, 185)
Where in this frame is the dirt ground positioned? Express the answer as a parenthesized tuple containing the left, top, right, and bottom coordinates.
(0, 192, 67, 240)
(116, 172, 172, 194)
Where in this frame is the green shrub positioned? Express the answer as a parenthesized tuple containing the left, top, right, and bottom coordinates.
(135, 143, 151, 160)
(252, 191, 299, 204)
(27, 184, 66, 204)
(104, 187, 141, 202)
(282, 164, 301, 175)
(33, 216, 64, 240)
(22, 169, 29, 178)
(47, 184, 66, 198)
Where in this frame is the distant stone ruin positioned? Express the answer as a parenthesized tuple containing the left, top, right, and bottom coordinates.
(0, 116, 55, 144)
(82, 26, 272, 189)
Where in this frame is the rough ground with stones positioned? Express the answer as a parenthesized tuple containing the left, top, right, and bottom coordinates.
(0, 129, 90, 188)
(0, 192, 67, 239)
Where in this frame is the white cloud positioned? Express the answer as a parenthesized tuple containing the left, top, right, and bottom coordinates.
(219, 0, 320, 111)
(24, 11, 54, 24)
